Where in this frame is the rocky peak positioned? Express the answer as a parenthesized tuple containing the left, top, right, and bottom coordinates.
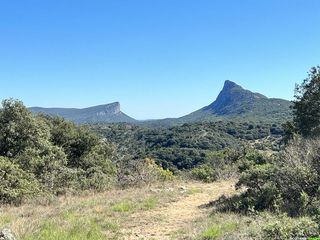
(103, 102, 121, 114)
(204, 80, 267, 115)
(222, 80, 241, 91)
(87, 102, 121, 115)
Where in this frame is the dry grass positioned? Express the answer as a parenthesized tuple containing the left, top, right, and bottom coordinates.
(0, 179, 239, 240)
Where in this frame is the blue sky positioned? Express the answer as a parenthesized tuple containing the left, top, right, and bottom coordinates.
(0, 0, 319, 119)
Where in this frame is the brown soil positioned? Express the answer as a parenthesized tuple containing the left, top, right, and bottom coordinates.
(122, 180, 236, 240)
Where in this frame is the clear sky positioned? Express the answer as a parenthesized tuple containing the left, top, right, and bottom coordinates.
(0, 0, 319, 119)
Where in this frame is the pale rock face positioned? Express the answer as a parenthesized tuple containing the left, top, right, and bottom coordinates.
(96, 102, 120, 116)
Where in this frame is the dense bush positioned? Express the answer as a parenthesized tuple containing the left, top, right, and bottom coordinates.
(0, 99, 49, 158)
(262, 215, 319, 239)
(216, 138, 320, 217)
(0, 99, 117, 204)
(115, 157, 174, 187)
(0, 156, 40, 204)
(190, 164, 218, 182)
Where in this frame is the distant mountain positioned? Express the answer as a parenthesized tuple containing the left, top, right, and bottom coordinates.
(181, 80, 291, 121)
(143, 80, 292, 127)
(29, 81, 291, 126)
(30, 102, 136, 124)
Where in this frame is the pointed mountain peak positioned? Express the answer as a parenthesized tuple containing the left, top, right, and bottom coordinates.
(223, 80, 241, 89)
(203, 80, 268, 115)
(221, 80, 244, 93)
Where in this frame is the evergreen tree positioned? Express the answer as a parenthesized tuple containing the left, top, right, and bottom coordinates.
(293, 66, 320, 137)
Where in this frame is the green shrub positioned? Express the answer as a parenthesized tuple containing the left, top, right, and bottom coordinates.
(146, 158, 175, 181)
(191, 164, 218, 182)
(0, 157, 40, 204)
(262, 215, 319, 240)
(76, 145, 116, 191)
(0, 99, 50, 158)
(238, 150, 270, 173)
(233, 138, 320, 216)
(15, 145, 69, 193)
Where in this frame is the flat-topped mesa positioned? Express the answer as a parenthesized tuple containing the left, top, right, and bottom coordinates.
(88, 102, 121, 115)
(29, 101, 135, 124)
(106, 102, 121, 113)
(113, 102, 121, 114)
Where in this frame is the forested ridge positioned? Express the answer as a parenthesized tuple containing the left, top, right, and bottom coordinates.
(92, 120, 284, 171)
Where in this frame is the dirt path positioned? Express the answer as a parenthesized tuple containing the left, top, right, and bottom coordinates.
(122, 180, 236, 240)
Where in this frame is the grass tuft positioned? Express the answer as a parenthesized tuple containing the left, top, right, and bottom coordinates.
(24, 220, 105, 240)
(111, 200, 134, 213)
(140, 197, 158, 210)
(200, 223, 239, 239)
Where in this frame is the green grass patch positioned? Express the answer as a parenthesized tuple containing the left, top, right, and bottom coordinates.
(111, 196, 158, 213)
(139, 197, 158, 210)
(24, 219, 105, 240)
(0, 214, 14, 227)
(111, 200, 134, 213)
(200, 223, 239, 239)
(101, 222, 120, 232)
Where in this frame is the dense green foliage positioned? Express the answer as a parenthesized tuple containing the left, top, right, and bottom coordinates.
(217, 138, 320, 219)
(293, 66, 320, 137)
(261, 214, 319, 239)
(0, 156, 40, 204)
(0, 99, 116, 204)
(211, 140, 320, 238)
(92, 121, 284, 171)
(190, 164, 218, 182)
